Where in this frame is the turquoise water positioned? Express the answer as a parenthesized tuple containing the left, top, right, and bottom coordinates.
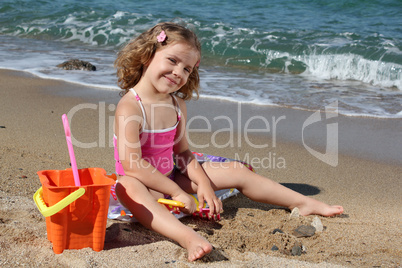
(0, 0, 401, 117)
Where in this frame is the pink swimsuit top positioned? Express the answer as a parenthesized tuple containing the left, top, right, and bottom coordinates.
(113, 88, 181, 175)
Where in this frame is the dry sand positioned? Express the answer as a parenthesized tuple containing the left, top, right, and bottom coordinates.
(0, 70, 401, 267)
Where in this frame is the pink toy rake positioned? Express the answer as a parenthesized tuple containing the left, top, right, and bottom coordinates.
(158, 198, 221, 220)
(62, 114, 80, 186)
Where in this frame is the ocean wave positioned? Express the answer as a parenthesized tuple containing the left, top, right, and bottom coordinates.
(0, 7, 160, 47)
(301, 54, 402, 90)
(2, 7, 400, 74)
(195, 24, 402, 90)
(0, 0, 401, 118)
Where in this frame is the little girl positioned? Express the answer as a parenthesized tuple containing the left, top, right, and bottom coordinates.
(113, 22, 343, 262)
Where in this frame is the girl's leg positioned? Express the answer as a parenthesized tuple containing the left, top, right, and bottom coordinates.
(115, 175, 212, 261)
(177, 161, 343, 217)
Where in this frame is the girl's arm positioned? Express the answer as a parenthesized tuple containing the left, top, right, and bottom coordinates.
(115, 96, 193, 208)
(173, 98, 223, 216)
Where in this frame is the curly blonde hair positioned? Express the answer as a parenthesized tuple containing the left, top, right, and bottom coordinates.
(115, 22, 201, 100)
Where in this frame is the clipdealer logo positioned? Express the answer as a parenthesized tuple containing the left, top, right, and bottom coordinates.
(66, 100, 339, 168)
(302, 101, 339, 167)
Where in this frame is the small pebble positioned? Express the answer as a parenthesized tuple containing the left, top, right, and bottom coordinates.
(0, 126, 5, 128)
(291, 245, 302, 256)
(311, 216, 324, 232)
(271, 245, 279, 251)
(293, 225, 316, 237)
(290, 207, 300, 218)
(272, 228, 284, 234)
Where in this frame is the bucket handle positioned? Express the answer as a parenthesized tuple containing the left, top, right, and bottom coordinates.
(33, 187, 86, 217)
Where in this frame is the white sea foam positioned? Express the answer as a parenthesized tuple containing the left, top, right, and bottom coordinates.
(301, 54, 402, 90)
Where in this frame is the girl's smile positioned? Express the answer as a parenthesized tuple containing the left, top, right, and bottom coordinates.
(163, 74, 178, 86)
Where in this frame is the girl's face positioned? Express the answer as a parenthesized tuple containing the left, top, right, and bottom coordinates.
(143, 41, 199, 96)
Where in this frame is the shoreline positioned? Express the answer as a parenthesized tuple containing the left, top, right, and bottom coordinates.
(0, 69, 401, 267)
(2, 67, 401, 120)
(4, 68, 402, 166)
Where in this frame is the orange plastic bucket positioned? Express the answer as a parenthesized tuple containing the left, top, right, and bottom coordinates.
(36, 168, 115, 254)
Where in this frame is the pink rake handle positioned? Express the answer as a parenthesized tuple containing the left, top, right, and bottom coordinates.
(62, 114, 81, 186)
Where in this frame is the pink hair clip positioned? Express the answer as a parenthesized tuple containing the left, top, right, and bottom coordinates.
(157, 30, 167, 43)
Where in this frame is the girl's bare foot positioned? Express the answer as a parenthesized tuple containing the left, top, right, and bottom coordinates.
(297, 198, 344, 217)
(182, 230, 213, 262)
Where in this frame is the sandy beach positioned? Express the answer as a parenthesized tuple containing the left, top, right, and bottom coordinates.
(0, 69, 401, 267)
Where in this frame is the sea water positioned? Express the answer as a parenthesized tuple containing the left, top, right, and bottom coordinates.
(0, 0, 401, 117)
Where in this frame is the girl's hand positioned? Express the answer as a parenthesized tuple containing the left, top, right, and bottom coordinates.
(171, 192, 197, 214)
(197, 182, 223, 218)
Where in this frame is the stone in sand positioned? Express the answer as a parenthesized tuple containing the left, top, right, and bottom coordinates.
(272, 228, 284, 234)
(311, 216, 324, 232)
(293, 225, 316, 238)
(289, 207, 300, 218)
(291, 242, 303, 256)
(271, 245, 279, 251)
